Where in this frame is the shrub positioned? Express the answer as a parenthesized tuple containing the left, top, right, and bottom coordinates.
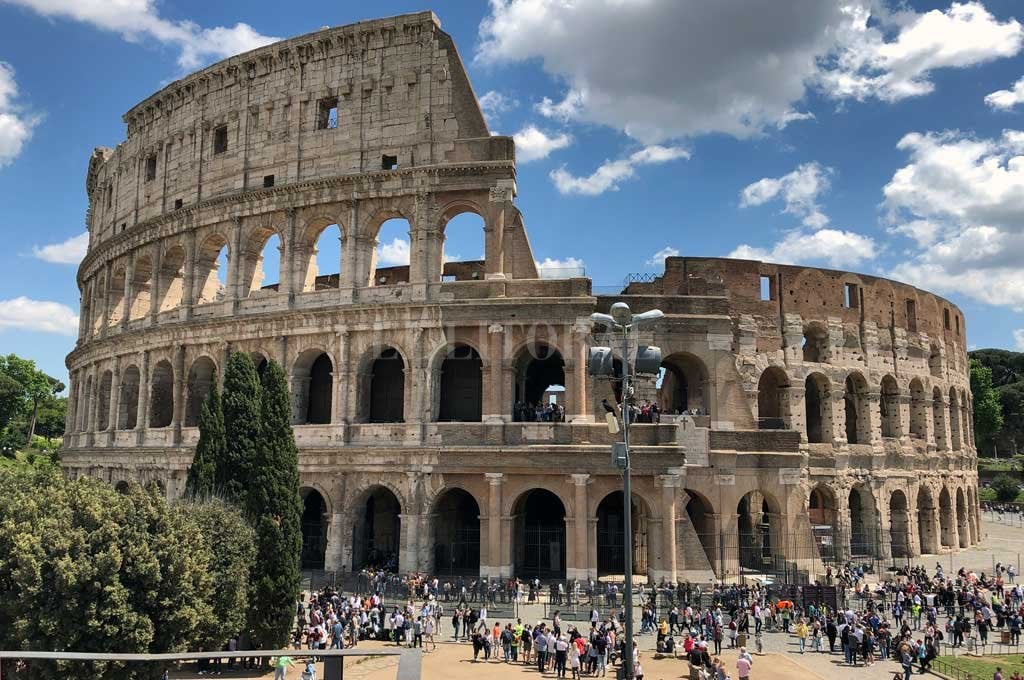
(992, 474, 1020, 503)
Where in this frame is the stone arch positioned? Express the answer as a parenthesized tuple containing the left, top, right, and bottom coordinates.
(804, 372, 832, 443)
(511, 488, 567, 579)
(431, 488, 481, 576)
(108, 265, 126, 326)
(848, 483, 878, 557)
(129, 255, 153, 320)
(737, 489, 783, 572)
(435, 344, 483, 422)
(299, 217, 344, 292)
(889, 489, 911, 558)
(157, 245, 186, 312)
(117, 365, 140, 430)
(932, 386, 948, 450)
(659, 351, 709, 415)
(916, 485, 939, 554)
(684, 489, 718, 573)
(844, 372, 870, 444)
(240, 225, 284, 297)
(195, 233, 229, 304)
(438, 201, 487, 279)
(149, 359, 174, 428)
(369, 215, 412, 287)
(512, 341, 565, 419)
(96, 370, 113, 431)
(939, 486, 955, 548)
(955, 487, 969, 548)
(595, 490, 650, 577)
(184, 355, 217, 426)
(300, 487, 328, 570)
(880, 374, 901, 438)
(114, 480, 130, 493)
(808, 484, 839, 562)
(351, 485, 402, 571)
(757, 366, 789, 429)
(948, 387, 962, 451)
(358, 345, 405, 423)
(292, 349, 333, 425)
(802, 321, 829, 363)
(909, 378, 927, 439)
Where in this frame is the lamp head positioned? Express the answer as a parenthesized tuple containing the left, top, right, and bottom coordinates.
(590, 312, 616, 327)
(632, 309, 664, 324)
(610, 302, 633, 325)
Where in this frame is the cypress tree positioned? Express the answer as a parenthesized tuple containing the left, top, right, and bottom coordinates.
(248, 359, 303, 649)
(185, 380, 223, 498)
(218, 352, 262, 506)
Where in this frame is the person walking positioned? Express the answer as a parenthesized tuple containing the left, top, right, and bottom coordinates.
(274, 655, 296, 680)
(795, 618, 808, 654)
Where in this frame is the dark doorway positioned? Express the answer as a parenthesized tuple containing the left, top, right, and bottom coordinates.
(301, 489, 327, 570)
(433, 489, 481, 575)
(307, 354, 333, 424)
(596, 491, 647, 577)
(438, 346, 483, 422)
(513, 344, 565, 414)
(369, 348, 404, 422)
(352, 487, 401, 570)
(513, 489, 566, 579)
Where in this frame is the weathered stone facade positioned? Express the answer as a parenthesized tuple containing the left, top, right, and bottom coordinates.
(64, 12, 979, 583)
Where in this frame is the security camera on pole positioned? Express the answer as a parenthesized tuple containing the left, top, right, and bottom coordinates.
(589, 302, 663, 680)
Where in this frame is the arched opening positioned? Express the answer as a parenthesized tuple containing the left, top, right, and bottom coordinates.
(157, 246, 186, 312)
(948, 388, 962, 451)
(432, 489, 481, 576)
(149, 360, 174, 428)
(738, 491, 778, 573)
(804, 373, 831, 443)
(932, 387, 948, 450)
(185, 357, 217, 427)
(250, 352, 270, 378)
(848, 485, 877, 557)
(97, 370, 113, 431)
(440, 211, 486, 281)
(129, 256, 153, 320)
(596, 491, 648, 577)
(300, 488, 328, 570)
(118, 366, 140, 430)
(939, 486, 955, 548)
(368, 348, 404, 423)
(108, 266, 126, 326)
(880, 375, 900, 438)
(929, 345, 943, 377)
(114, 480, 130, 493)
(684, 490, 717, 573)
(371, 218, 411, 286)
(512, 343, 565, 421)
(808, 485, 838, 562)
(437, 345, 483, 422)
(302, 223, 343, 291)
(917, 486, 938, 554)
(195, 235, 229, 305)
(909, 379, 927, 439)
(955, 487, 969, 548)
(512, 489, 566, 579)
(756, 367, 788, 429)
(352, 487, 401, 571)
(802, 322, 829, 363)
(293, 350, 333, 425)
(890, 490, 911, 558)
(242, 228, 282, 297)
(844, 373, 869, 444)
(659, 352, 709, 415)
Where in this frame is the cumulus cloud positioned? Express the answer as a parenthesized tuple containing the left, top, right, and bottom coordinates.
(2, 0, 278, 70)
(729, 229, 876, 269)
(882, 128, 1024, 309)
(646, 246, 679, 268)
(513, 125, 572, 162)
(376, 237, 410, 267)
(0, 296, 78, 335)
(986, 76, 1024, 110)
(477, 1, 1022, 143)
(479, 90, 517, 125)
(32, 231, 88, 264)
(1015, 329, 1024, 350)
(550, 145, 689, 196)
(536, 257, 585, 278)
(739, 162, 833, 229)
(0, 62, 40, 168)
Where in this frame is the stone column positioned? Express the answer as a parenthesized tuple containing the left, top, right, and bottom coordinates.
(485, 323, 506, 422)
(65, 370, 79, 438)
(866, 389, 882, 444)
(324, 511, 345, 571)
(831, 383, 848, 445)
(172, 345, 186, 444)
(182, 230, 196, 319)
(788, 385, 806, 436)
(219, 343, 230, 391)
(408, 329, 425, 427)
(571, 322, 590, 422)
(100, 262, 112, 338)
(121, 252, 134, 331)
(485, 473, 504, 577)
(281, 208, 296, 305)
(85, 369, 99, 447)
(136, 350, 150, 446)
(484, 197, 507, 280)
(334, 331, 349, 426)
(108, 358, 121, 446)
(658, 477, 681, 581)
(570, 474, 590, 580)
(229, 216, 243, 304)
(149, 244, 162, 326)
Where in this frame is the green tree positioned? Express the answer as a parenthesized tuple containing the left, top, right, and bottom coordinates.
(0, 355, 65, 445)
(218, 353, 262, 505)
(248, 360, 303, 650)
(186, 381, 224, 498)
(0, 372, 22, 430)
(992, 474, 1020, 502)
(34, 396, 67, 443)
(971, 358, 1005, 454)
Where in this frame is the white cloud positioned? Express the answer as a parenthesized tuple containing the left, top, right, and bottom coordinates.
(376, 237, 410, 267)
(729, 228, 877, 269)
(32, 231, 88, 264)
(819, 2, 1023, 102)
(1014, 329, 1024, 350)
(536, 257, 585, 278)
(478, 1, 1022, 143)
(479, 90, 517, 125)
(2, 0, 278, 70)
(0, 296, 78, 335)
(986, 76, 1024, 110)
(740, 162, 833, 229)
(550, 145, 689, 196)
(646, 246, 679, 268)
(0, 62, 40, 168)
(513, 125, 572, 162)
(882, 128, 1024, 309)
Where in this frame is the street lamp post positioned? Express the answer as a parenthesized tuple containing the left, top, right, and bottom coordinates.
(590, 302, 663, 680)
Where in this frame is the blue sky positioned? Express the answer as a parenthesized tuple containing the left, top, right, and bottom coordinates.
(2, 0, 1024, 385)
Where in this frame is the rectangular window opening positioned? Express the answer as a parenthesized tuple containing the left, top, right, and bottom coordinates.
(944, 308, 951, 330)
(441, 274, 457, 282)
(106, 185, 113, 209)
(144, 155, 157, 182)
(174, 199, 183, 210)
(317, 97, 339, 130)
(263, 174, 275, 188)
(759, 275, 772, 301)
(955, 314, 960, 335)
(213, 125, 228, 155)
(382, 154, 398, 170)
(843, 282, 859, 309)
(906, 299, 917, 332)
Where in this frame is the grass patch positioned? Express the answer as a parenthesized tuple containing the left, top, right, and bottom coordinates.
(939, 654, 1023, 679)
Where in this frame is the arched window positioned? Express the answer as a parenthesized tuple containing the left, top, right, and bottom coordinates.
(184, 357, 217, 427)
(808, 485, 838, 561)
(149, 360, 174, 428)
(880, 375, 900, 438)
(79, 375, 93, 431)
(195, 235, 229, 305)
(932, 387, 948, 450)
(889, 490, 911, 558)
(909, 379, 927, 439)
(756, 367, 788, 429)
(684, 490, 718, 574)
(917, 486, 938, 554)
(804, 373, 831, 443)
(300, 488, 328, 570)
(108, 266, 126, 326)
(738, 491, 780, 572)
(955, 488, 969, 547)
(440, 211, 486, 281)
(118, 366, 140, 430)
(938, 487, 955, 548)
(368, 348, 404, 423)
(844, 373, 869, 444)
(802, 322, 829, 363)
(948, 387, 962, 451)
(157, 246, 186, 312)
(512, 343, 565, 421)
(512, 489, 566, 579)
(371, 218, 411, 286)
(129, 256, 153, 320)
(302, 223, 342, 291)
(432, 489, 481, 575)
(848, 484, 877, 557)
(97, 370, 113, 431)
(242, 228, 282, 297)
(293, 350, 333, 425)
(596, 491, 648, 577)
(659, 352, 709, 416)
(437, 345, 483, 422)
(353, 486, 402, 570)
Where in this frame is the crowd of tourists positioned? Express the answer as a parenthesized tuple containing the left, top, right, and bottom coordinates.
(513, 401, 566, 422)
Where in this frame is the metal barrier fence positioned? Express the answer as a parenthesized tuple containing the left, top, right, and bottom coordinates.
(932, 656, 975, 680)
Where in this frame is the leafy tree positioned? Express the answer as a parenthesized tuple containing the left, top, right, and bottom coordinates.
(0, 372, 22, 430)
(218, 353, 262, 505)
(186, 381, 224, 498)
(992, 474, 1020, 502)
(34, 396, 67, 442)
(248, 360, 303, 650)
(971, 358, 1005, 453)
(0, 354, 64, 445)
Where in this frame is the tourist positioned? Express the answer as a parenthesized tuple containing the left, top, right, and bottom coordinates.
(273, 655, 295, 680)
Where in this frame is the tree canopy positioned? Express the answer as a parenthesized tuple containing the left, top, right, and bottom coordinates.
(0, 354, 65, 446)
(970, 348, 1024, 456)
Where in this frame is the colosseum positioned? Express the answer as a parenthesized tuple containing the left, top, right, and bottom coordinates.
(63, 11, 979, 584)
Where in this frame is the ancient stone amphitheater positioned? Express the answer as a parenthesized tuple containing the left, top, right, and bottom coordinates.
(64, 12, 979, 583)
